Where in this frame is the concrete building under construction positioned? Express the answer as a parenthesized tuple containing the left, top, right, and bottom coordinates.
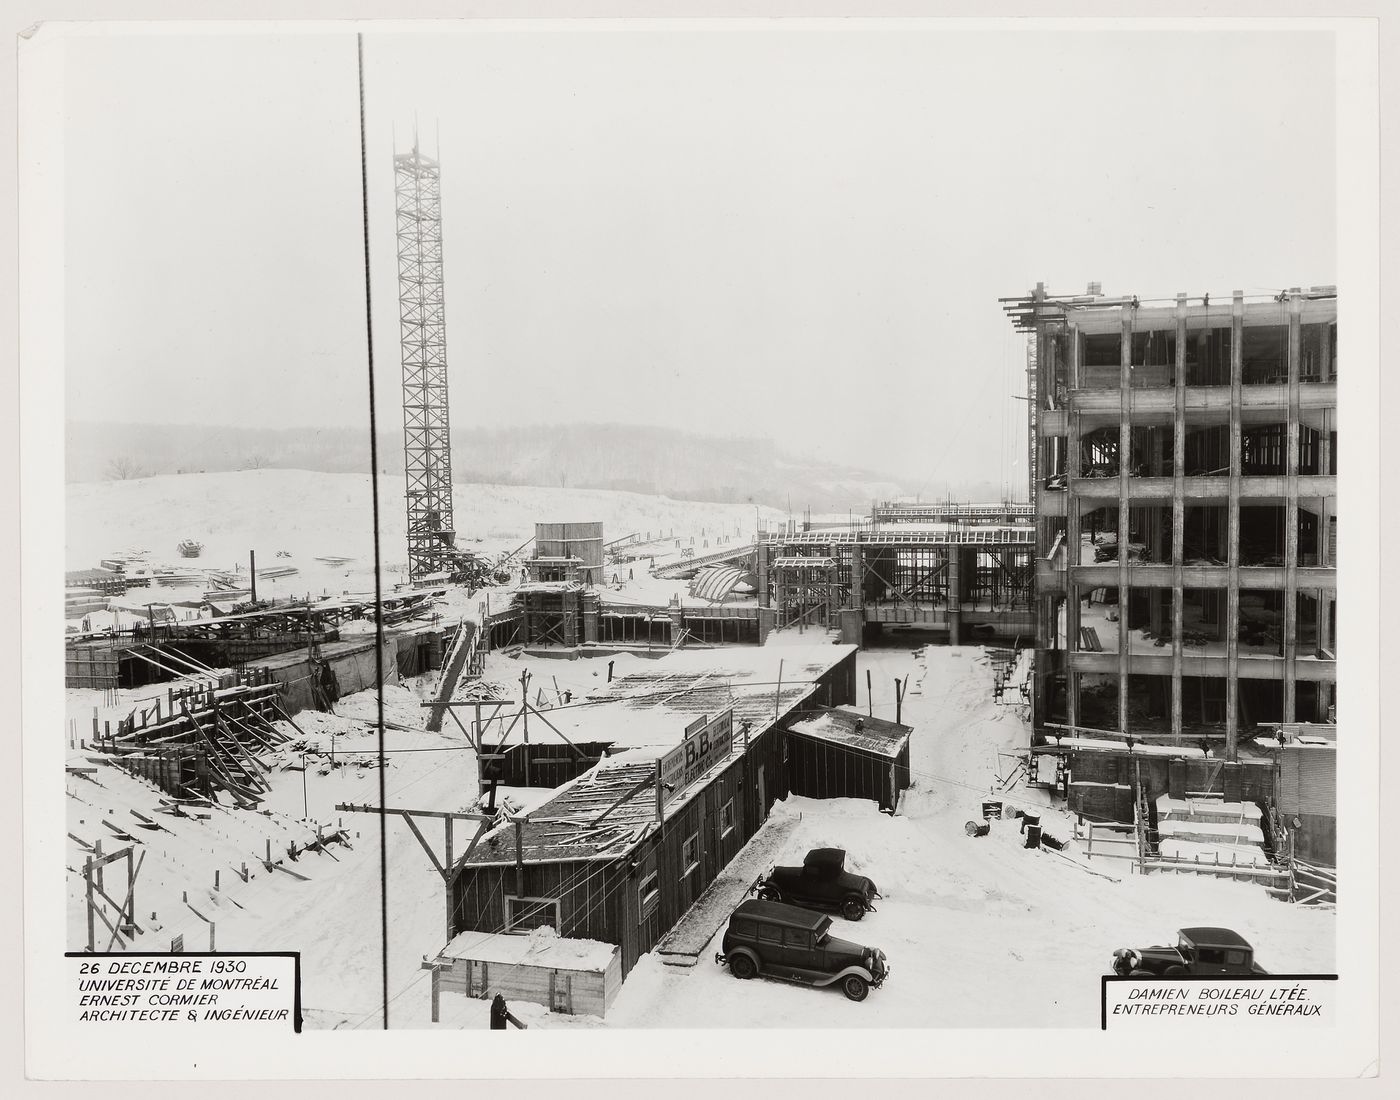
(1006, 283, 1337, 866)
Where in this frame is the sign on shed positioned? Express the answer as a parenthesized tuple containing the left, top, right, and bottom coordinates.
(660, 708, 734, 805)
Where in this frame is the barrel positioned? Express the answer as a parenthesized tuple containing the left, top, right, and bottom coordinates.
(965, 821, 991, 838)
(1024, 825, 1042, 849)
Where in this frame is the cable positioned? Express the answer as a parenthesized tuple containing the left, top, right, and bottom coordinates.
(354, 31, 391, 1032)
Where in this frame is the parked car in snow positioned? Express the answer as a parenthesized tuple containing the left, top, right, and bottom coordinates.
(755, 848, 879, 921)
(717, 899, 889, 1002)
(1111, 927, 1269, 978)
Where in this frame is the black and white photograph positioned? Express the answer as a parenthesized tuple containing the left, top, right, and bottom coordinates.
(14, 7, 1383, 1082)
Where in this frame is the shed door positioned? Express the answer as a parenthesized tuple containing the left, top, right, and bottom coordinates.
(757, 765, 767, 821)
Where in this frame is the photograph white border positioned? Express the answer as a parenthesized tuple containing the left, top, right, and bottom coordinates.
(10, 5, 1385, 1084)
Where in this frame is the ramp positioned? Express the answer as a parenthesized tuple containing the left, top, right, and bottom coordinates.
(655, 811, 799, 967)
(653, 542, 758, 581)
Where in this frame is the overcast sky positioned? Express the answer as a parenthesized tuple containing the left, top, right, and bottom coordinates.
(61, 23, 1336, 488)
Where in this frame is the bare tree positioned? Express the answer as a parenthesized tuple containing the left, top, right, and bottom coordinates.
(105, 456, 146, 481)
(244, 453, 268, 470)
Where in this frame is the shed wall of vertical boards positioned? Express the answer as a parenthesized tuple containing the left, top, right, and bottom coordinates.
(448, 647, 856, 981)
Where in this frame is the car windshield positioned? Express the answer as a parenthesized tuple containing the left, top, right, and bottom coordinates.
(817, 932, 829, 946)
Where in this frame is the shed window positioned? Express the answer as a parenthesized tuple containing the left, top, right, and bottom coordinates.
(721, 800, 735, 838)
(638, 872, 659, 918)
(504, 895, 560, 932)
(682, 833, 700, 876)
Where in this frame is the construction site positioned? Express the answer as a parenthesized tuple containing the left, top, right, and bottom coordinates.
(58, 130, 1338, 1030)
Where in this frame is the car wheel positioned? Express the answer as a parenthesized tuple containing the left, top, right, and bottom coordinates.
(841, 898, 866, 921)
(730, 954, 757, 980)
(1164, 965, 1186, 977)
(757, 887, 779, 902)
(842, 975, 869, 1002)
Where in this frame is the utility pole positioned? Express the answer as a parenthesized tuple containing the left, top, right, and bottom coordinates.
(520, 670, 532, 787)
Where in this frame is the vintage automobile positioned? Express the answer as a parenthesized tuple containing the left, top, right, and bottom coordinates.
(1111, 927, 1270, 978)
(755, 847, 879, 921)
(716, 899, 889, 1002)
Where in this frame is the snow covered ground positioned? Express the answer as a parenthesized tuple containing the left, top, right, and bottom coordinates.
(60, 471, 1334, 1031)
(65, 469, 784, 600)
(65, 644, 1334, 1030)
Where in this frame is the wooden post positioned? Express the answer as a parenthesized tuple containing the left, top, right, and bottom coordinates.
(84, 856, 96, 953)
(513, 818, 525, 898)
(250, 550, 257, 604)
(443, 814, 455, 942)
(867, 669, 873, 717)
(520, 671, 531, 787)
(775, 659, 784, 719)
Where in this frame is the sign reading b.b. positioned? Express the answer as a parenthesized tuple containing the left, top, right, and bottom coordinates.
(660, 708, 735, 805)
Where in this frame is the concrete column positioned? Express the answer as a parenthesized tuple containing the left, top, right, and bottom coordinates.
(1317, 479, 1334, 662)
(1171, 294, 1187, 744)
(1065, 340, 1082, 734)
(1118, 309, 1133, 736)
(1283, 293, 1302, 722)
(1225, 292, 1244, 760)
(947, 550, 962, 645)
(850, 540, 865, 610)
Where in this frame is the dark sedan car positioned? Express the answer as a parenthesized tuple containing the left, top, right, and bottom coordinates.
(717, 899, 889, 1002)
(1112, 927, 1269, 977)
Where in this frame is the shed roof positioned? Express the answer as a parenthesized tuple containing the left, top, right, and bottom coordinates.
(787, 706, 912, 759)
(485, 644, 855, 756)
(437, 927, 618, 972)
(462, 645, 856, 867)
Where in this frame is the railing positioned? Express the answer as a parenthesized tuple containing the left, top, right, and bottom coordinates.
(774, 527, 1036, 547)
(1290, 859, 1337, 905)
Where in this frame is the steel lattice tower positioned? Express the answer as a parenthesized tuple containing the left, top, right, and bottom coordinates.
(395, 139, 458, 580)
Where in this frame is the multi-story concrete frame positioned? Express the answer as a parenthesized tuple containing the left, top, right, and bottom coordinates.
(1007, 285, 1336, 761)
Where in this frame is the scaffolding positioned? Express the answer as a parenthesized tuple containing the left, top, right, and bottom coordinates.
(395, 138, 459, 581)
(770, 556, 843, 631)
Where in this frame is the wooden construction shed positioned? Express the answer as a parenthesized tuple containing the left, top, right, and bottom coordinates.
(448, 645, 858, 982)
(430, 928, 622, 1018)
(786, 706, 912, 812)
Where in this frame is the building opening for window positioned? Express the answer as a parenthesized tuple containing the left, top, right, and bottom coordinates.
(721, 799, 735, 838)
(682, 833, 700, 876)
(638, 872, 659, 917)
(504, 895, 560, 932)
